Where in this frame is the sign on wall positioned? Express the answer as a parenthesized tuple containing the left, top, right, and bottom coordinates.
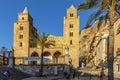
(24, 56, 52, 61)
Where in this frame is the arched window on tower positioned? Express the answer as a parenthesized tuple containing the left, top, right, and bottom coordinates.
(69, 24, 73, 28)
(70, 40, 72, 45)
(22, 17, 24, 20)
(19, 34, 23, 39)
(20, 42, 22, 47)
(69, 32, 73, 37)
(70, 13, 74, 17)
(20, 26, 23, 30)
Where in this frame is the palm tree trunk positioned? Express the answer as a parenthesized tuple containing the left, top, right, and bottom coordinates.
(107, 25, 114, 80)
(109, 11, 115, 26)
(40, 47, 44, 76)
(107, 8, 115, 80)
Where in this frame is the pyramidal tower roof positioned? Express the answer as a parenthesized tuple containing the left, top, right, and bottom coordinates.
(23, 7, 29, 13)
(70, 5, 75, 9)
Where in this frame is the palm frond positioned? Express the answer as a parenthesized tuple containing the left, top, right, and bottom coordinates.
(77, 0, 100, 12)
(104, 13, 109, 25)
(116, 3, 120, 14)
(45, 40, 55, 48)
(86, 0, 101, 5)
(114, 16, 120, 23)
(116, 10, 120, 15)
(109, 0, 117, 10)
(97, 16, 104, 31)
(109, 0, 112, 5)
(101, 0, 109, 10)
(84, 25, 91, 29)
(86, 10, 102, 26)
(35, 32, 55, 48)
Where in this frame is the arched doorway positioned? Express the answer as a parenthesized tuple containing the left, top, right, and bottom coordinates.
(53, 51, 61, 64)
(31, 52, 39, 65)
(43, 51, 51, 64)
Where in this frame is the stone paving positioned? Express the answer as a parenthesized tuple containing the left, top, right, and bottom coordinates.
(22, 74, 120, 80)
(1, 66, 120, 80)
(22, 76, 120, 80)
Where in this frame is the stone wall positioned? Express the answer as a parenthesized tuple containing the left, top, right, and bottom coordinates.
(15, 64, 68, 76)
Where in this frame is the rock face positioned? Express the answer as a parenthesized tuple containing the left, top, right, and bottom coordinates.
(79, 17, 120, 72)
(79, 20, 109, 67)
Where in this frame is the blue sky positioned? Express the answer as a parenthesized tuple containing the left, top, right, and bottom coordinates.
(0, 0, 96, 50)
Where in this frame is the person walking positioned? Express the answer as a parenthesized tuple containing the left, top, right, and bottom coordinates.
(73, 70, 76, 79)
(99, 68, 104, 80)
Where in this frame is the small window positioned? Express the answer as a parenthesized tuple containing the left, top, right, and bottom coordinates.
(20, 42, 22, 47)
(20, 26, 23, 30)
(70, 13, 73, 17)
(70, 40, 72, 45)
(69, 32, 73, 37)
(69, 24, 73, 28)
(19, 34, 23, 39)
(22, 17, 24, 20)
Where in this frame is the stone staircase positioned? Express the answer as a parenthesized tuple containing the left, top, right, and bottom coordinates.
(0, 66, 32, 80)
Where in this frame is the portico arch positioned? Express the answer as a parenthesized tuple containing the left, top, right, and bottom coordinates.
(43, 51, 52, 64)
(30, 52, 39, 65)
(43, 51, 51, 56)
(53, 51, 61, 64)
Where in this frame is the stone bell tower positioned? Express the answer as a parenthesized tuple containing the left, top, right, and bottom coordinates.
(63, 5, 80, 68)
(13, 7, 35, 64)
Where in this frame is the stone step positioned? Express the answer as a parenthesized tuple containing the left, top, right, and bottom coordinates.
(0, 66, 32, 80)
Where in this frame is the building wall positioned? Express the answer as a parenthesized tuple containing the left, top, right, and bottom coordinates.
(113, 19, 120, 72)
(96, 34, 108, 66)
(114, 19, 120, 57)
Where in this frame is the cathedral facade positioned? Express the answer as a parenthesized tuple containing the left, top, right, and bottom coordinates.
(13, 5, 80, 68)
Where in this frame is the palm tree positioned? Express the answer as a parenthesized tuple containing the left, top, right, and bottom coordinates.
(35, 32, 55, 76)
(77, 0, 120, 80)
